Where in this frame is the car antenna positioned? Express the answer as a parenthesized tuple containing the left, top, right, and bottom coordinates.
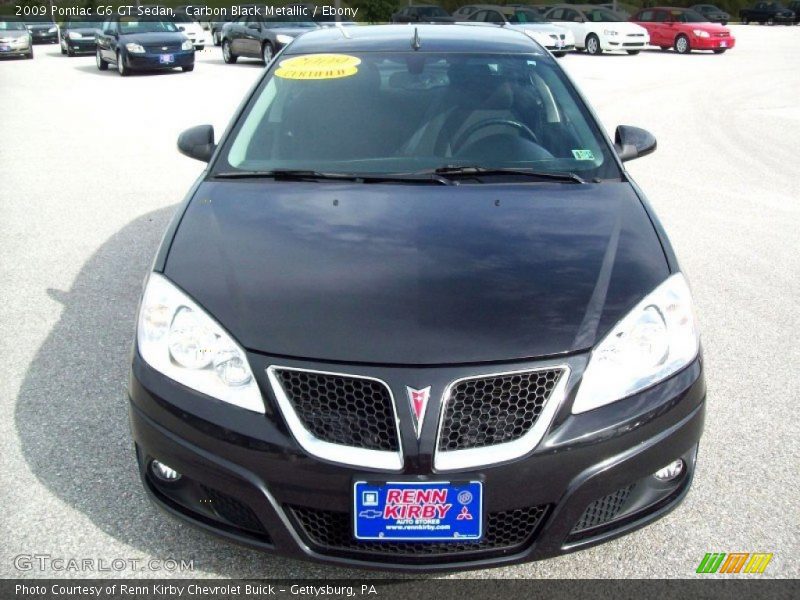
(411, 27, 421, 51)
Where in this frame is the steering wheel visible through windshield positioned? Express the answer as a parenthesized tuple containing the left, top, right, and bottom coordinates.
(218, 51, 621, 181)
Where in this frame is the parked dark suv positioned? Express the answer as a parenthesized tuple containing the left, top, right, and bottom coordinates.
(96, 17, 195, 76)
(130, 25, 706, 571)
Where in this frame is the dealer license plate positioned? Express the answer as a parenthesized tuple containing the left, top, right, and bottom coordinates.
(720, 41, 727, 48)
(159, 54, 174, 64)
(0, 45, 9, 51)
(354, 481, 482, 541)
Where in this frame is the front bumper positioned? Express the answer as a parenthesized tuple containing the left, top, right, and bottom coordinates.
(125, 50, 194, 70)
(129, 348, 705, 571)
(30, 30, 58, 43)
(692, 35, 736, 50)
(64, 38, 96, 53)
(0, 39, 31, 55)
(602, 35, 649, 51)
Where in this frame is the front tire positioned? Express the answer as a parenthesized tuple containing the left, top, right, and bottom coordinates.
(96, 48, 108, 70)
(585, 33, 602, 55)
(26, 49, 34, 59)
(767, 17, 774, 25)
(182, 64, 194, 72)
(675, 34, 691, 54)
(222, 39, 237, 64)
(721, 20, 728, 25)
(195, 45, 204, 51)
(627, 50, 640, 55)
(659, 46, 670, 51)
(713, 48, 727, 54)
(60, 41, 66, 55)
(742, 16, 750, 24)
(213, 31, 221, 46)
(262, 41, 274, 64)
(552, 51, 566, 58)
(116, 51, 130, 76)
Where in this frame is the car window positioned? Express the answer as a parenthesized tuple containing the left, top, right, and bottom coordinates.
(586, 8, 624, 22)
(638, 10, 654, 21)
(469, 11, 487, 21)
(548, 9, 564, 20)
(653, 10, 667, 22)
(672, 9, 707, 22)
(509, 9, 545, 23)
(118, 19, 179, 34)
(486, 11, 505, 23)
(219, 52, 621, 181)
(0, 20, 27, 31)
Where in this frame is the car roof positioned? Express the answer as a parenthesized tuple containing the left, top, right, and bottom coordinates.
(284, 24, 546, 55)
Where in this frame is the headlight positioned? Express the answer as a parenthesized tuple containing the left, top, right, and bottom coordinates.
(693, 29, 710, 38)
(181, 39, 194, 51)
(136, 273, 264, 413)
(572, 273, 699, 414)
(276, 34, 294, 44)
(126, 42, 145, 54)
(603, 29, 619, 36)
(48, 26, 58, 33)
(68, 31, 83, 40)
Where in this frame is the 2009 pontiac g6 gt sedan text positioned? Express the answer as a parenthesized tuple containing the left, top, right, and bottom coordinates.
(129, 25, 706, 571)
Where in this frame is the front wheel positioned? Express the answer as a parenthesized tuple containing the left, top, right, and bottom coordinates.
(262, 42, 274, 64)
(96, 48, 108, 70)
(713, 48, 727, 54)
(585, 33, 602, 55)
(195, 45, 204, 51)
(182, 64, 194, 72)
(213, 31, 221, 46)
(552, 51, 566, 58)
(60, 41, 66, 55)
(659, 46, 670, 51)
(674, 34, 691, 54)
(222, 39, 237, 64)
(742, 17, 750, 24)
(721, 20, 728, 25)
(116, 51, 131, 76)
(26, 49, 34, 59)
(627, 50, 640, 55)
(767, 17, 774, 25)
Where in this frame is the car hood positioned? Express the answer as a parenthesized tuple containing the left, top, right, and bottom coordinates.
(119, 32, 187, 44)
(0, 31, 29, 40)
(26, 23, 55, 31)
(164, 181, 669, 364)
(694, 22, 731, 33)
(507, 23, 568, 35)
(602, 21, 648, 34)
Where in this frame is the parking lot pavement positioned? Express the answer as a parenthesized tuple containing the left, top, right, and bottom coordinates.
(1, 25, 798, 579)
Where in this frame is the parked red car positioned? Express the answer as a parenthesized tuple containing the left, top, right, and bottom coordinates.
(631, 7, 735, 54)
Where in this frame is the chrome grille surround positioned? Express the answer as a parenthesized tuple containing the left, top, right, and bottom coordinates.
(267, 366, 403, 471)
(434, 366, 570, 471)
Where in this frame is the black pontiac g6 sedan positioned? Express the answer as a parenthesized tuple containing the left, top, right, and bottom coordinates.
(129, 25, 705, 571)
(96, 17, 194, 76)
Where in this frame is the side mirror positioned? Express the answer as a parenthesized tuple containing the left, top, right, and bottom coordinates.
(178, 125, 216, 162)
(614, 125, 657, 162)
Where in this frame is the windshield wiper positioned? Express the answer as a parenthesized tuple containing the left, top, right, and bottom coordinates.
(427, 166, 587, 184)
(214, 170, 454, 185)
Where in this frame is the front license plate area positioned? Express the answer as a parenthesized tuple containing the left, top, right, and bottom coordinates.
(720, 41, 727, 47)
(159, 54, 174, 64)
(354, 481, 482, 541)
(0, 45, 9, 51)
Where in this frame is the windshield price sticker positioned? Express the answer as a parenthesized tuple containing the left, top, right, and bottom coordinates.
(275, 54, 361, 80)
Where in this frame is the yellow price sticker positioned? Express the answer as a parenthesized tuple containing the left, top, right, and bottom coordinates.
(274, 54, 361, 80)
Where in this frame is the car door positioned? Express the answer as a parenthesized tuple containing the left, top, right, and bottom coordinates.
(99, 19, 118, 62)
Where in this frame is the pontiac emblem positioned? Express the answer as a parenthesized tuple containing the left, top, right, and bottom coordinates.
(405, 386, 431, 438)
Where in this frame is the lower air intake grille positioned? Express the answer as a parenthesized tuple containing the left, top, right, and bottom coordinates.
(571, 484, 635, 533)
(272, 369, 399, 452)
(288, 505, 548, 563)
(438, 369, 564, 452)
(200, 484, 267, 535)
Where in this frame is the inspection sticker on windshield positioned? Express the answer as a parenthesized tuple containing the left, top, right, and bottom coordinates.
(275, 54, 361, 80)
(572, 149, 595, 160)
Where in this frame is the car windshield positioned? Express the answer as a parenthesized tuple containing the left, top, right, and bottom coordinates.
(672, 9, 708, 22)
(418, 7, 449, 17)
(118, 20, 179, 34)
(509, 10, 546, 23)
(0, 21, 27, 31)
(586, 9, 625, 22)
(265, 19, 318, 28)
(218, 51, 621, 181)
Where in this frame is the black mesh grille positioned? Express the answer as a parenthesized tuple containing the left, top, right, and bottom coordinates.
(143, 43, 182, 52)
(200, 484, 267, 535)
(572, 485, 635, 533)
(288, 505, 548, 562)
(274, 369, 399, 452)
(438, 369, 563, 452)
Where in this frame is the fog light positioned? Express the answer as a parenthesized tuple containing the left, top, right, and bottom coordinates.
(151, 460, 181, 482)
(654, 459, 684, 481)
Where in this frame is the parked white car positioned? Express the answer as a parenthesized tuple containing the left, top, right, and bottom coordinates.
(173, 13, 211, 50)
(544, 4, 649, 55)
(460, 6, 576, 57)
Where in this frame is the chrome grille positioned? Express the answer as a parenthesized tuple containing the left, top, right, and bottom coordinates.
(271, 368, 400, 452)
(438, 368, 564, 452)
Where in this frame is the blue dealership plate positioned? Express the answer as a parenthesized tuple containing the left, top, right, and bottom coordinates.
(159, 54, 174, 64)
(353, 481, 482, 541)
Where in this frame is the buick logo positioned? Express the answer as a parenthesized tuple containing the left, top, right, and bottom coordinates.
(405, 386, 430, 438)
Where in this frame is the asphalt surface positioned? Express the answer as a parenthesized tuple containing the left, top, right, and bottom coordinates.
(1, 25, 798, 579)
